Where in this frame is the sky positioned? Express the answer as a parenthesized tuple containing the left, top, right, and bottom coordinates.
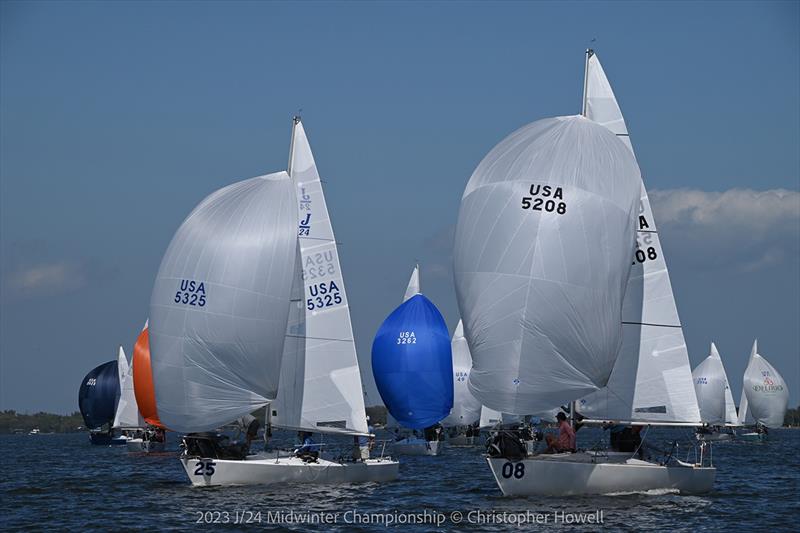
(1, 1, 798, 413)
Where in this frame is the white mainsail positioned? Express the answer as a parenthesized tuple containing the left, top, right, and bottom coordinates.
(691, 343, 729, 425)
(739, 340, 789, 428)
(403, 264, 420, 302)
(577, 50, 701, 425)
(113, 346, 144, 429)
(441, 321, 482, 427)
(149, 171, 298, 433)
(271, 118, 369, 436)
(454, 114, 640, 415)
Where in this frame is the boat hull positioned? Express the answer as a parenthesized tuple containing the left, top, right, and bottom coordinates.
(127, 438, 166, 453)
(696, 431, 734, 442)
(181, 454, 400, 487)
(487, 454, 716, 496)
(89, 432, 128, 446)
(738, 432, 767, 442)
(393, 439, 440, 456)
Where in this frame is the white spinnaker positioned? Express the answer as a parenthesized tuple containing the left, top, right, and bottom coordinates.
(149, 172, 298, 434)
(454, 115, 640, 415)
(272, 119, 369, 436)
(403, 264, 420, 302)
(441, 321, 482, 427)
(741, 340, 789, 428)
(577, 50, 701, 424)
(691, 343, 727, 425)
(113, 346, 144, 429)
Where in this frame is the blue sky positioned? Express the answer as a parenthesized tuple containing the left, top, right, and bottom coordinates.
(1, 1, 798, 412)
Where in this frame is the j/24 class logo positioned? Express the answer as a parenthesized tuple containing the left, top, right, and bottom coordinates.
(174, 279, 207, 307)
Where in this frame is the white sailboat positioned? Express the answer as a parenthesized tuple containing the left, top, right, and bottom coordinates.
(150, 117, 398, 486)
(442, 321, 482, 446)
(692, 343, 738, 441)
(738, 340, 789, 440)
(108, 347, 133, 445)
(455, 50, 714, 496)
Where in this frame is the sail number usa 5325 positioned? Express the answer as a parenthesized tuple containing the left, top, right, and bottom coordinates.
(521, 184, 567, 214)
(174, 279, 207, 307)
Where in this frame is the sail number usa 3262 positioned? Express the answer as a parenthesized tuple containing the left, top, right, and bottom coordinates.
(521, 184, 567, 214)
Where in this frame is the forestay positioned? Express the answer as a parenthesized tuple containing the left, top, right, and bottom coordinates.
(739, 340, 789, 428)
(441, 321, 482, 427)
(454, 114, 640, 415)
(149, 171, 298, 433)
(272, 118, 369, 436)
(576, 50, 701, 424)
(113, 346, 144, 429)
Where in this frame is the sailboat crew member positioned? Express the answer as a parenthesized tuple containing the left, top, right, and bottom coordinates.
(544, 412, 576, 453)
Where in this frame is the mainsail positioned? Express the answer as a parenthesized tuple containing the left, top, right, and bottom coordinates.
(691, 343, 729, 425)
(132, 321, 163, 428)
(739, 340, 789, 428)
(113, 346, 144, 429)
(271, 118, 369, 435)
(576, 50, 702, 424)
(372, 266, 454, 429)
(441, 320, 482, 427)
(454, 114, 640, 415)
(149, 171, 298, 433)
(78, 360, 120, 429)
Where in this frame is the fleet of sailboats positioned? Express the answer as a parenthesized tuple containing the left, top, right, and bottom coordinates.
(78, 51, 793, 498)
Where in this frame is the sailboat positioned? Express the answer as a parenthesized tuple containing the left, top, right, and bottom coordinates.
(372, 265, 453, 456)
(111, 345, 148, 448)
(78, 358, 126, 445)
(453, 50, 715, 496)
(442, 320, 482, 445)
(738, 340, 789, 440)
(122, 321, 166, 453)
(149, 117, 398, 486)
(692, 343, 738, 441)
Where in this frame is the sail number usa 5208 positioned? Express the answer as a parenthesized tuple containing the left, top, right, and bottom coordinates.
(521, 184, 566, 214)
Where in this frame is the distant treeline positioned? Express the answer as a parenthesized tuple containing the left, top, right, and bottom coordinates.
(1, 404, 796, 433)
(0, 410, 85, 434)
(785, 406, 800, 427)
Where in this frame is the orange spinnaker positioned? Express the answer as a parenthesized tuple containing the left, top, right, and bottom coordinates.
(132, 324, 164, 428)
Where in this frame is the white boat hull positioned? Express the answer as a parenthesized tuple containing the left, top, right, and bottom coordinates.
(181, 453, 400, 487)
(127, 438, 166, 453)
(738, 432, 767, 441)
(487, 454, 716, 496)
(393, 439, 440, 456)
(696, 431, 734, 442)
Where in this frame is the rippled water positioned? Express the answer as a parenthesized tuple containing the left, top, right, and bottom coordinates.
(1, 428, 797, 531)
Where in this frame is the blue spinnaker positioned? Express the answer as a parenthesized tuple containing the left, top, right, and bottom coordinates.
(78, 360, 120, 429)
(371, 294, 454, 429)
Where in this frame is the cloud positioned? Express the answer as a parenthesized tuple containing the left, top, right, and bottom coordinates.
(5, 262, 88, 293)
(1, 240, 120, 299)
(649, 188, 800, 271)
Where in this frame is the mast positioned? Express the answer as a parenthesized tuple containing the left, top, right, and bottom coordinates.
(581, 49, 593, 117)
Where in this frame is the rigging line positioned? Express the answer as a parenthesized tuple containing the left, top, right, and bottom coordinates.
(622, 321, 682, 328)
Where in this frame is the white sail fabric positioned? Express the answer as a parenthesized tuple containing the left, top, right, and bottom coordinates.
(113, 346, 144, 429)
(479, 406, 505, 428)
(454, 115, 640, 415)
(691, 343, 728, 425)
(149, 171, 298, 433)
(442, 321, 482, 427)
(403, 265, 420, 302)
(740, 340, 789, 428)
(271, 119, 369, 436)
(576, 51, 701, 424)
